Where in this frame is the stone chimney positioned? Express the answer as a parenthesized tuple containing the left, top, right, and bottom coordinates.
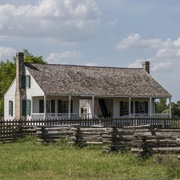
(15, 52, 26, 120)
(142, 61, 150, 74)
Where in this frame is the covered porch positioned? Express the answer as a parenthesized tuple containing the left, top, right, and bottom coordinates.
(30, 95, 172, 120)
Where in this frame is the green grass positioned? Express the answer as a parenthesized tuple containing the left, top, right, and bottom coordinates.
(0, 137, 180, 179)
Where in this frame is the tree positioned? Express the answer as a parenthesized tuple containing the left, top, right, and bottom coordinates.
(0, 60, 16, 115)
(155, 99, 168, 114)
(13, 49, 47, 64)
(177, 101, 180, 108)
(0, 49, 46, 115)
(171, 102, 180, 118)
(158, 101, 180, 118)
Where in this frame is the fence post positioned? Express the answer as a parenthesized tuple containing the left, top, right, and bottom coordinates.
(41, 126, 46, 142)
(131, 125, 152, 157)
(131, 135, 149, 157)
(70, 125, 85, 147)
(102, 126, 123, 153)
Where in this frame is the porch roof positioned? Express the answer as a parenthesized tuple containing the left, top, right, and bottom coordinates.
(25, 63, 171, 98)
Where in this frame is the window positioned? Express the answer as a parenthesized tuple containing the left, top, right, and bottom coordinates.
(120, 101, 129, 116)
(61, 101, 68, 113)
(9, 101, 13, 116)
(138, 102, 145, 113)
(46, 100, 55, 113)
(58, 100, 73, 114)
(135, 101, 148, 114)
(120, 101, 133, 116)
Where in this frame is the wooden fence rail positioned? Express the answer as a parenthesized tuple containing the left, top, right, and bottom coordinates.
(1, 117, 180, 157)
(0, 117, 180, 143)
(1, 121, 180, 156)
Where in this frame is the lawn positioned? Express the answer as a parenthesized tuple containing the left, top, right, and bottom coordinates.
(0, 137, 180, 179)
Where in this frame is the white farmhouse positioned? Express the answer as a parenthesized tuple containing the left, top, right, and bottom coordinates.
(4, 52, 172, 120)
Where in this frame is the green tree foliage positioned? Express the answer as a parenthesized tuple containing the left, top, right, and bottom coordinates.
(155, 99, 168, 114)
(177, 101, 180, 107)
(156, 99, 180, 118)
(171, 102, 180, 118)
(0, 61, 16, 114)
(0, 49, 46, 115)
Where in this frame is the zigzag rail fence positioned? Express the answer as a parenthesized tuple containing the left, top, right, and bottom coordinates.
(0, 117, 180, 143)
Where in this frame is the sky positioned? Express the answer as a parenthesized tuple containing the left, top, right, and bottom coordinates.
(0, 0, 180, 102)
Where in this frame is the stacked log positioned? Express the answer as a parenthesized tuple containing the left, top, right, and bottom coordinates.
(18, 125, 37, 138)
(149, 129, 180, 154)
(39, 125, 73, 142)
(131, 125, 152, 157)
(102, 126, 125, 153)
(80, 125, 106, 145)
(131, 125, 180, 156)
(70, 125, 86, 147)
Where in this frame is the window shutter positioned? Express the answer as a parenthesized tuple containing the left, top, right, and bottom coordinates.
(26, 75, 31, 88)
(51, 100, 55, 113)
(39, 100, 44, 113)
(22, 100, 27, 116)
(21, 75, 26, 89)
(27, 100, 31, 116)
(120, 101, 124, 116)
(145, 101, 148, 114)
(131, 101, 133, 114)
(11, 101, 13, 116)
(135, 101, 139, 113)
(58, 100, 62, 113)
(71, 100, 73, 113)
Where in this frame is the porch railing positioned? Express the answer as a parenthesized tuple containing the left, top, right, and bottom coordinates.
(31, 113, 94, 120)
(130, 113, 169, 118)
(31, 113, 170, 120)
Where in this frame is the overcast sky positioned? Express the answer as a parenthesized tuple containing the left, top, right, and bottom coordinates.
(0, 0, 180, 102)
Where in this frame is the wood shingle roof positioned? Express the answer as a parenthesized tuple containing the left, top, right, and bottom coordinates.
(25, 63, 171, 98)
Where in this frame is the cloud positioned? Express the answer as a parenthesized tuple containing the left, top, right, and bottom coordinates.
(128, 57, 175, 73)
(108, 19, 118, 26)
(46, 51, 81, 63)
(156, 49, 180, 58)
(151, 62, 172, 72)
(86, 62, 98, 66)
(116, 33, 163, 49)
(0, 0, 100, 43)
(128, 58, 147, 68)
(0, 47, 16, 61)
(118, 34, 180, 72)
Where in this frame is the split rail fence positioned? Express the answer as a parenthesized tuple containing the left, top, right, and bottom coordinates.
(1, 117, 180, 156)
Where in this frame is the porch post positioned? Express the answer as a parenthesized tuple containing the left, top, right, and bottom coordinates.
(91, 96, 95, 118)
(68, 96, 71, 119)
(44, 95, 46, 119)
(31, 97, 33, 119)
(129, 97, 131, 117)
(169, 97, 172, 118)
(153, 99, 156, 115)
(149, 97, 152, 117)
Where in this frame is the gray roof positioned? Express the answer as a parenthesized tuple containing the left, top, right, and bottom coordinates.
(25, 63, 171, 98)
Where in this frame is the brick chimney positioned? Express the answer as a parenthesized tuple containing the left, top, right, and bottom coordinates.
(142, 61, 150, 74)
(15, 52, 26, 120)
